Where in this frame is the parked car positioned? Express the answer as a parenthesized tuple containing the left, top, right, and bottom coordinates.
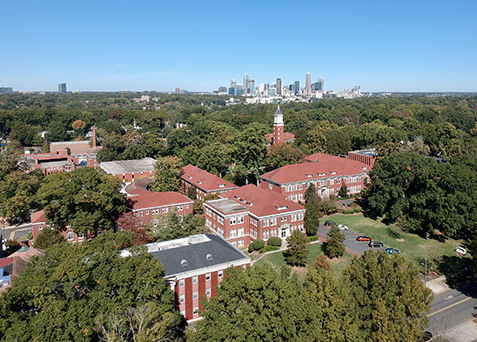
(356, 236, 371, 241)
(368, 241, 383, 248)
(338, 224, 348, 231)
(418, 331, 432, 341)
(454, 247, 467, 256)
(385, 248, 399, 254)
(324, 221, 333, 227)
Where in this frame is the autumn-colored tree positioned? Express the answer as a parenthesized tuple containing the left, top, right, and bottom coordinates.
(117, 212, 153, 246)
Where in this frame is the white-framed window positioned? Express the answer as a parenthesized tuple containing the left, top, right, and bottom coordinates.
(206, 288, 211, 296)
(206, 208, 211, 216)
(146, 210, 149, 215)
(153, 218, 159, 227)
(162, 208, 166, 213)
(231, 241, 236, 247)
(230, 217, 236, 225)
(193, 307, 199, 315)
(238, 228, 244, 236)
(238, 215, 244, 224)
(39, 225, 43, 230)
(218, 270, 223, 278)
(180, 310, 185, 316)
(179, 279, 185, 287)
(238, 240, 244, 247)
(66, 231, 74, 241)
(192, 276, 198, 284)
(330, 179, 334, 185)
(282, 215, 287, 222)
(337, 178, 341, 184)
(193, 291, 198, 300)
(179, 294, 185, 303)
(205, 273, 211, 280)
(78, 234, 86, 239)
(269, 183, 273, 189)
(186, 204, 189, 209)
(230, 229, 236, 238)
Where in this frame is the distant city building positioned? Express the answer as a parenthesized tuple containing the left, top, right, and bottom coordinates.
(316, 78, 324, 91)
(58, 83, 67, 94)
(306, 72, 311, 96)
(235, 84, 244, 96)
(258, 83, 269, 96)
(218, 86, 227, 93)
(276, 78, 282, 95)
(294, 81, 300, 95)
(0, 87, 13, 94)
(175, 87, 180, 94)
(243, 73, 250, 95)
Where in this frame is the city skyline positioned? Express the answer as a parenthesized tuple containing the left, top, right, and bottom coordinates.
(1, 0, 476, 92)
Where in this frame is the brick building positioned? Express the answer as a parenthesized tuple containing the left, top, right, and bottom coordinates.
(348, 149, 377, 167)
(203, 184, 305, 248)
(100, 157, 156, 184)
(122, 234, 250, 323)
(180, 165, 238, 201)
(265, 106, 295, 145)
(260, 153, 371, 201)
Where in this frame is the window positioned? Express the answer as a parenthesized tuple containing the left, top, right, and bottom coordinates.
(192, 276, 198, 284)
(179, 294, 185, 303)
(281, 215, 287, 222)
(205, 273, 211, 280)
(206, 288, 211, 296)
(337, 178, 341, 184)
(181, 259, 188, 267)
(193, 307, 199, 315)
(180, 310, 185, 316)
(162, 208, 166, 213)
(238, 240, 244, 247)
(238, 228, 244, 236)
(153, 218, 159, 227)
(230, 229, 236, 238)
(238, 215, 244, 224)
(186, 204, 189, 209)
(66, 231, 74, 241)
(218, 270, 223, 277)
(146, 210, 149, 215)
(206, 208, 211, 216)
(193, 291, 198, 299)
(230, 217, 236, 225)
(39, 225, 43, 230)
(231, 241, 236, 247)
(330, 179, 334, 185)
(269, 183, 273, 189)
(179, 279, 184, 287)
(78, 234, 85, 239)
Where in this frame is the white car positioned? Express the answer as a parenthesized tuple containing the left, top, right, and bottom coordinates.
(454, 247, 467, 256)
(338, 224, 348, 231)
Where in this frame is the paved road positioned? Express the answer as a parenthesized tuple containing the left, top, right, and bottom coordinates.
(1, 222, 31, 240)
(317, 223, 387, 255)
(428, 281, 477, 337)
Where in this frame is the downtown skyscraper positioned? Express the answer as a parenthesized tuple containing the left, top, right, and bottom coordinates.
(305, 72, 311, 96)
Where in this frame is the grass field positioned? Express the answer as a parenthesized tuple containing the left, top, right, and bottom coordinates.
(327, 214, 470, 274)
(255, 242, 355, 280)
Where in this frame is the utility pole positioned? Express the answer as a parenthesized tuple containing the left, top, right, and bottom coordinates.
(425, 255, 428, 287)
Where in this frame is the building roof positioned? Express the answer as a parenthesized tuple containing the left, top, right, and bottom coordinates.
(181, 165, 238, 192)
(143, 234, 250, 277)
(31, 210, 47, 224)
(262, 153, 370, 185)
(100, 157, 156, 176)
(0, 258, 13, 269)
(126, 190, 193, 210)
(125, 177, 152, 193)
(265, 132, 295, 141)
(211, 184, 305, 217)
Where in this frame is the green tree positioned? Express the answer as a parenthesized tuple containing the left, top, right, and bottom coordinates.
(304, 189, 321, 236)
(339, 183, 348, 198)
(340, 251, 433, 341)
(325, 224, 345, 258)
(286, 229, 309, 266)
(187, 264, 312, 342)
(0, 231, 182, 341)
(264, 142, 305, 170)
(151, 212, 208, 242)
(33, 227, 66, 249)
(150, 156, 183, 192)
(36, 167, 126, 236)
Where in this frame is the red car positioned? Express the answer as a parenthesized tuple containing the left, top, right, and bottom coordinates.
(356, 236, 372, 241)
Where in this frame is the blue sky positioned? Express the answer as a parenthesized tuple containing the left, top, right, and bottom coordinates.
(1, 0, 476, 92)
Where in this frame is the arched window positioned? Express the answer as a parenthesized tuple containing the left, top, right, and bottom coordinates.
(66, 231, 74, 241)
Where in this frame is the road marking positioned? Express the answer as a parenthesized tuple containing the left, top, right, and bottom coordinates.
(428, 297, 472, 317)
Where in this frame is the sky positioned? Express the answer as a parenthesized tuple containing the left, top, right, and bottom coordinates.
(1, 0, 476, 93)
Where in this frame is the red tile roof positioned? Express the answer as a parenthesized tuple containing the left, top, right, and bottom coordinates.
(0, 258, 13, 268)
(220, 184, 304, 217)
(126, 190, 193, 210)
(31, 210, 47, 224)
(181, 165, 238, 192)
(261, 153, 370, 184)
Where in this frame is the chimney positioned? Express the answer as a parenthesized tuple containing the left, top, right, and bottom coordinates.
(92, 126, 97, 148)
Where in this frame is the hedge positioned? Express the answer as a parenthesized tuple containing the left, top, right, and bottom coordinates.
(308, 235, 319, 242)
(267, 236, 282, 247)
(248, 242, 255, 253)
(343, 209, 355, 214)
(259, 245, 279, 253)
(253, 239, 265, 250)
(354, 206, 362, 212)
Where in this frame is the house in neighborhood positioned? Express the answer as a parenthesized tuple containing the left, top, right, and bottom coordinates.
(180, 164, 238, 201)
(260, 153, 371, 201)
(100, 157, 156, 184)
(121, 234, 250, 323)
(203, 184, 305, 248)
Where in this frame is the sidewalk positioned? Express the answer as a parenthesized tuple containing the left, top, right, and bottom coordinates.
(442, 320, 477, 342)
(425, 275, 450, 295)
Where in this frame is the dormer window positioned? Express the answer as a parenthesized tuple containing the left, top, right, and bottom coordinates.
(330, 171, 336, 175)
(181, 259, 188, 267)
(188, 176, 193, 179)
(198, 181, 203, 184)
(206, 254, 214, 261)
(318, 173, 325, 176)
(362, 167, 367, 170)
(219, 184, 225, 188)
(276, 205, 288, 210)
(306, 174, 312, 178)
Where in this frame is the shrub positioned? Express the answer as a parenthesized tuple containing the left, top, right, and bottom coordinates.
(248, 242, 255, 253)
(267, 237, 282, 247)
(253, 239, 265, 251)
(308, 235, 319, 242)
(259, 245, 279, 253)
(354, 206, 362, 213)
(343, 209, 355, 214)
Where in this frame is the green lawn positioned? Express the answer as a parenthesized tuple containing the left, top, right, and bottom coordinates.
(256, 242, 355, 280)
(327, 214, 469, 274)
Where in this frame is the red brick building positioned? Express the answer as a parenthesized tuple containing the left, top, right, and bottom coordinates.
(260, 153, 371, 201)
(30, 210, 94, 243)
(121, 234, 250, 323)
(348, 149, 377, 167)
(203, 184, 305, 248)
(125, 186, 193, 227)
(180, 165, 238, 201)
(99, 157, 156, 184)
(265, 106, 295, 145)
